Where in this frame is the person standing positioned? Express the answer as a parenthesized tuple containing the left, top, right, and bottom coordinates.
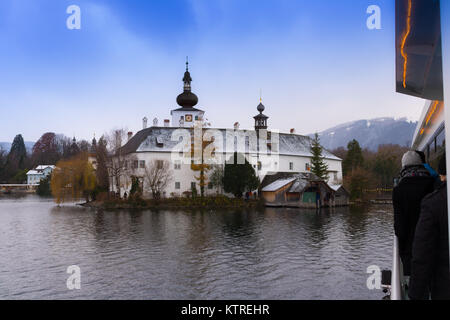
(393, 151, 435, 276)
(409, 154, 450, 300)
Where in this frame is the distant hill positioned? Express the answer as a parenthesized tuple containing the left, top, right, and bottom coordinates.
(0, 141, 35, 154)
(309, 118, 418, 151)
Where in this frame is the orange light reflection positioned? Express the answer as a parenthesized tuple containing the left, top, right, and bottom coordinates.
(425, 101, 440, 125)
(401, 0, 412, 88)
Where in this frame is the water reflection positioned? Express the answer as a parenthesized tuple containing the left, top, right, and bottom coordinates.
(0, 196, 393, 300)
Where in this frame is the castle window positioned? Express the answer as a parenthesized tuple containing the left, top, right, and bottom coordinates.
(156, 136, 164, 148)
(290, 162, 294, 171)
(174, 161, 181, 170)
(139, 161, 146, 169)
(175, 182, 181, 190)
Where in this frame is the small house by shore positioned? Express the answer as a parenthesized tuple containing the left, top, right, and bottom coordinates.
(26, 165, 55, 185)
(260, 172, 349, 208)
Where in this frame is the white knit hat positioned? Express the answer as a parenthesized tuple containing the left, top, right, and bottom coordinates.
(402, 151, 423, 168)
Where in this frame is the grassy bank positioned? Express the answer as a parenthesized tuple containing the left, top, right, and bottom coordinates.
(82, 195, 264, 210)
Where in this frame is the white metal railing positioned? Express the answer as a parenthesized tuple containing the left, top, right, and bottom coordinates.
(391, 235, 404, 300)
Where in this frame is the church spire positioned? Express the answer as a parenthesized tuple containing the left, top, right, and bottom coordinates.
(183, 57, 192, 92)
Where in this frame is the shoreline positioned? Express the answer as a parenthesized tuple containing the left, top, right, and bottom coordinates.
(80, 196, 265, 210)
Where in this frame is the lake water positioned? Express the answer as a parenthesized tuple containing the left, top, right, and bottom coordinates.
(0, 195, 393, 300)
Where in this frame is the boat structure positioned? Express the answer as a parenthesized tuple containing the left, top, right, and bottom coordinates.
(383, 0, 450, 300)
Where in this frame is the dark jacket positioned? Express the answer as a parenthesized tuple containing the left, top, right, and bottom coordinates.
(393, 165, 435, 275)
(409, 182, 450, 300)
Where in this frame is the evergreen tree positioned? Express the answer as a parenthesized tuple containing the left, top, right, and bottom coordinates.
(95, 136, 110, 192)
(78, 140, 91, 153)
(343, 139, 364, 175)
(0, 147, 6, 182)
(36, 175, 52, 197)
(5, 134, 28, 181)
(129, 176, 142, 197)
(310, 133, 329, 180)
(7, 134, 27, 169)
(223, 152, 260, 198)
(66, 137, 81, 159)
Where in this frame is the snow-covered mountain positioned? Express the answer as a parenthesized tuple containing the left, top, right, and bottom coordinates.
(309, 117, 418, 151)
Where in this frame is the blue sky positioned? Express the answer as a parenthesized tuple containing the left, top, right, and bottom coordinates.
(0, 0, 426, 142)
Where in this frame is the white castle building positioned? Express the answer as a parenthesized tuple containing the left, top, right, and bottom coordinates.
(112, 61, 343, 198)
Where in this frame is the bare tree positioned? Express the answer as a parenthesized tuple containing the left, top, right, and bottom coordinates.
(209, 165, 224, 194)
(55, 134, 72, 159)
(105, 128, 130, 195)
(31, 132, 60, 166)
(143, 160, 173, 199)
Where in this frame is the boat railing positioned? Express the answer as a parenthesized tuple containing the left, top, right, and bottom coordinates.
(390, 235, 404, 300)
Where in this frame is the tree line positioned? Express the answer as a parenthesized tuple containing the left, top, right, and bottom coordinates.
(332, 140, 409, 200)
(3, 129, 399, 203)
(0, 133, 96, 184)
(0, 131, 114, 201)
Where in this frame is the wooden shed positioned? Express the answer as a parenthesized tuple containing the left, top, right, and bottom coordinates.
(260, 172, 349, 208)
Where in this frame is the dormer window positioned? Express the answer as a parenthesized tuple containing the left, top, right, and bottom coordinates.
(156, 136, 164, 148)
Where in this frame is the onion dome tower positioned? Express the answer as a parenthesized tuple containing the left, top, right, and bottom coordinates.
(254, 99, 269, 131)
(171, 58, 205, 128)
(176, 59, 199, 108)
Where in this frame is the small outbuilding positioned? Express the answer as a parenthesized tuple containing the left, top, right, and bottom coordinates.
(26, 165, 55, 185)
(328, 184, 350, 207)
(260, 172, 349, 208)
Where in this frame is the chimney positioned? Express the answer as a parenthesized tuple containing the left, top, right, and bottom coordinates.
(290, 128, 296, 134)
(143, 117, 148, 129)
(234, 122, 240, 130)
(128, 132, 133, 141)
(164, 119, 170, 127)
(153, 118, 159, 127)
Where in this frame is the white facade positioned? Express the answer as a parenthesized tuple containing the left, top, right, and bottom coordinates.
(112, 127, 343, 198)
(26, 165, 55, 185)
(171, 109, 205, 128)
